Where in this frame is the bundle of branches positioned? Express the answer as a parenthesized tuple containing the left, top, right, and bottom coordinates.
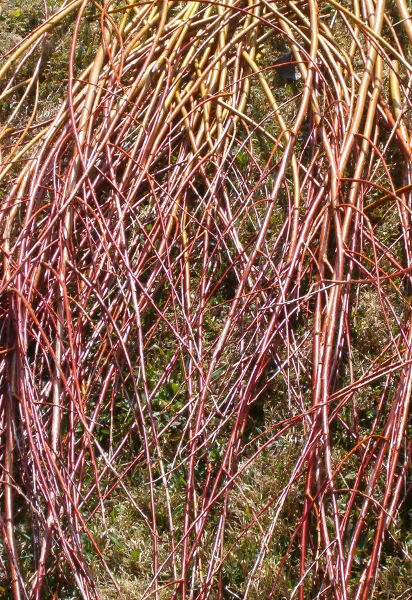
(1, 0, 412, 598)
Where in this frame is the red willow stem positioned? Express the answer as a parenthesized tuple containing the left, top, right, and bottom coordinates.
(1, 1, 412, 598)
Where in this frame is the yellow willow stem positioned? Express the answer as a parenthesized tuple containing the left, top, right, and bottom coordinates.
(389, 60, 411, 155)
(3, 77, 39, 164)
(216, 98, 283, 148)
(327, 0, 412, 73)
(240, 49, 300, 213)
(339, 0, 386, 175)
(394, 0, 412, 44)
(78, 14, 113, 151)
(0, 78, 32, 101)
(0, 126, 48, 186)
(0, 0, 84, 81)
(342, 54, 383, 240)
